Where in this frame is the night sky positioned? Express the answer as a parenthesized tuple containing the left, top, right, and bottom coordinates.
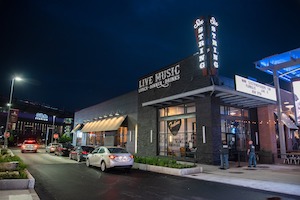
(1, 0, 300, 112)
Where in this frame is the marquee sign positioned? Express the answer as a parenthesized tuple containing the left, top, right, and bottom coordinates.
(194, 16, 219, 76)
(235, 75, 277, 101)
(138, 64, 180, 93)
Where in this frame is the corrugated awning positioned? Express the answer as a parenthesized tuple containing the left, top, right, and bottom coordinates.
(142, 85, 276, 108)
(274, 112, 298, 130)
(81, 116, 127, 133)
(71, 123, 84, 133)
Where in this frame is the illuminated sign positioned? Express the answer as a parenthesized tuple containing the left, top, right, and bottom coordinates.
(235, 75, 277, 101)
(138, 64, 180, 93)
(194, 18, 206, 69)
(292, 80, 300, 125)
(35, 113, 49, 121)
(210, 17, 219, 69)
(194, 16, 219, 75)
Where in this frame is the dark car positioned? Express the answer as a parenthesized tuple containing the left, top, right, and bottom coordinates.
(54, 143, 74, 156)
(69, 145, 95, 162)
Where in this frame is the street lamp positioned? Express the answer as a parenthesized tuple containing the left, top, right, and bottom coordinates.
(51, 115, 56, 143)
(3, 76, 22, 148)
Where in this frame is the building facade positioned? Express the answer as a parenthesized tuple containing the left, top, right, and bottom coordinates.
(72, 91, 138, 154)
(0, 97, 73, 146)
(73, 53, 299, 165)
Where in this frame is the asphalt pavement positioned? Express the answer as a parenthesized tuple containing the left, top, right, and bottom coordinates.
(1, 160, 300, 200)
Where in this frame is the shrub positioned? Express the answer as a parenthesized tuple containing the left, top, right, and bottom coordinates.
(134, 156, 196, 169)
(0, 150, 27, 179)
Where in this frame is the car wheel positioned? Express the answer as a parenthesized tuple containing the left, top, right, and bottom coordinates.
(77, 154, 81, 162)
(100, 161, 107, 172)
(86, 159, 90, 167)
(21, 150, 24, 153)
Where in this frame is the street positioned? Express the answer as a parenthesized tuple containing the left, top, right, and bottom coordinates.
(13, 148, 297, 200)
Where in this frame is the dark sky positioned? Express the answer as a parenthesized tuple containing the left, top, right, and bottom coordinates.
(1, 0, 300, 112)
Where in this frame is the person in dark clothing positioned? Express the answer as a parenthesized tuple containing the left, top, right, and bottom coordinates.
(247, 140, 256, 167)
(220, 140, 229, 169)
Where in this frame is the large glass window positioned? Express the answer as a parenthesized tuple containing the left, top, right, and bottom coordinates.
(220, 106, 251, 151)
(159, 103, 196, 158)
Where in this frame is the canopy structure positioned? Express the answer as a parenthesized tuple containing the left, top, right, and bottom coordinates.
(81, 116, 127, 133)
(142, 85, 276, 108)
(255, 48, 300, 82)
(255, 48, 300, 158)
(71, 123, 84, 133)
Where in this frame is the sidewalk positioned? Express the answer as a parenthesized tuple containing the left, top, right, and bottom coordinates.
(0, 189, 40, 200)
(185, 162, 300, 197)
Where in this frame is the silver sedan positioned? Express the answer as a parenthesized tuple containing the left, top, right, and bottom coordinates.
(86, 146, 134, 172)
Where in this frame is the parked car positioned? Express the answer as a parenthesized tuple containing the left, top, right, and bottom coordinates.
(21, 140, 38, 153)
(45, 143, 60, 153)
(69, 145, 95, 162)
(54, 143, 74, 156)
(86, 146, 134, 172)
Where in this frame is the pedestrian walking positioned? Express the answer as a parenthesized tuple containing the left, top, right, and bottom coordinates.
(247, 140, 256, 167)
(220, 140, 229, 169)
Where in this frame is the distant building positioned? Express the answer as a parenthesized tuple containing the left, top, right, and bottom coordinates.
(0, 96, 73, 145)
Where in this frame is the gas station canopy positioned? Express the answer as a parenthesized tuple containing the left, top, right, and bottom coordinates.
(255, 48, 300, 82)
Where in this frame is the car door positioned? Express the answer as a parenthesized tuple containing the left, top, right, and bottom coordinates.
(89, 147, 100, 166)
(94, 147, 106, 167)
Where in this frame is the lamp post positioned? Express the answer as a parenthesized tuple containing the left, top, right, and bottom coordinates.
(4, 76, 22, 148)
(51, 115, 56, 143)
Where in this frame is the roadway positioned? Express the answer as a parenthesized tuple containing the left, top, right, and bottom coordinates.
(12, 148, 297, 200)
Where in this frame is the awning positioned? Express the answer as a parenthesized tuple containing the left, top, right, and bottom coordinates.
(274, 112, 299, 130)
(81, 116, 127, 133)
(71, 123, 84, 133)
(142, 85, 276, 108)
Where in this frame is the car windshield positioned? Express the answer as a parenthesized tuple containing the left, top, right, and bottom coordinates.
(62, 143, 73, 148)
(107, 148, 128, 153)
(82, 146, 94, 152)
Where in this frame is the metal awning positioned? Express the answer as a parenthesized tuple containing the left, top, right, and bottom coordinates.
(142, 85, 276, 108)
(255, 48, 300, 82)
(81, 116, 127, 132)
(274, 112, 298, 130)
(71, 123, 84, 133)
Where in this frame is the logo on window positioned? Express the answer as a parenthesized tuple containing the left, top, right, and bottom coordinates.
(168, 119, 182, 136)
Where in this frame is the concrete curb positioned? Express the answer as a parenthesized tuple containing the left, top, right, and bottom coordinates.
(133, 163, 203, 176)
(0, 169, 35, 190)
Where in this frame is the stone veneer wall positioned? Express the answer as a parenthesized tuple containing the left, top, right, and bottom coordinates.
(195, 96, 221, 165)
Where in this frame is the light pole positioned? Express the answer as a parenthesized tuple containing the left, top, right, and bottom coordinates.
(4, 76, 22, 148)
(51, 115, 56, 143)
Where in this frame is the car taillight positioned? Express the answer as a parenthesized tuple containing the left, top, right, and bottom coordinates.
(82, 151, 88, 155)
(21, 145, 25, 149)
(34, 145, 38, 148)
(109, 155, 117, 159)
(130, 155, 134, 159)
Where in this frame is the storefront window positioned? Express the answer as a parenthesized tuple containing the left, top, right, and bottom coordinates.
(159, 103, 196, 158)
(220, 106, 251, 151)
